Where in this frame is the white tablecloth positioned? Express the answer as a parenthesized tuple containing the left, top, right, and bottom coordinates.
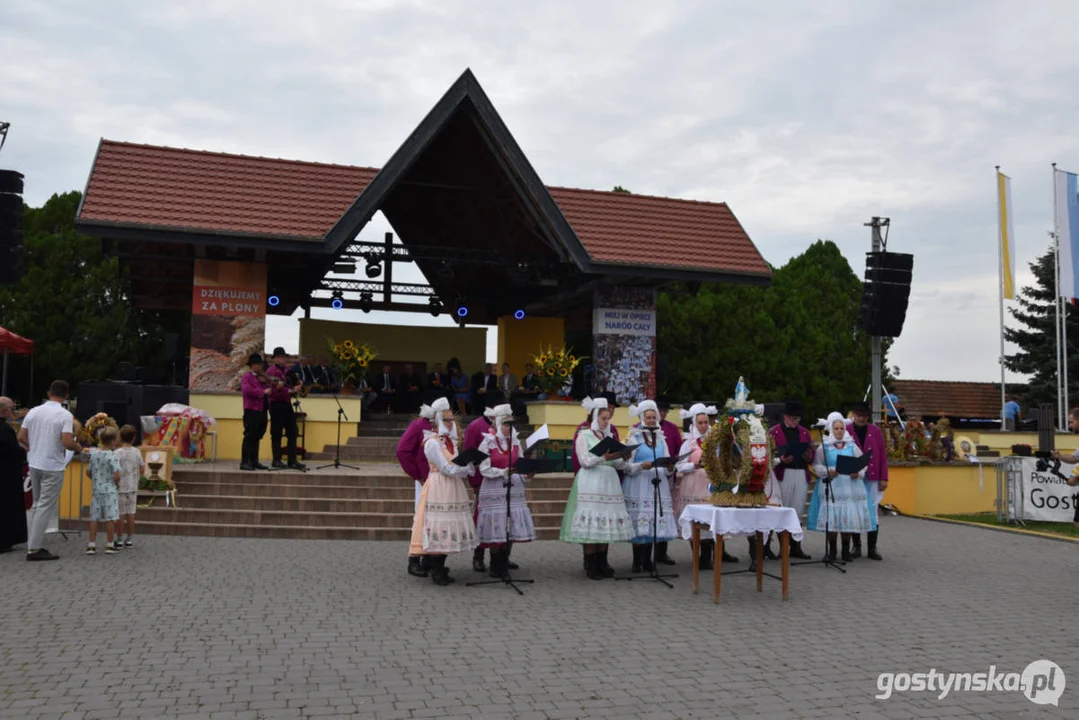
(678, 504, 804, 542)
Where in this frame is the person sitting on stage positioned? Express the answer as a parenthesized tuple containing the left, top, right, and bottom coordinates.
(675, 403, 738, 568)
(476, 404, 536, 578)
(809, 412, 875, 562)
(407, 397, 478, 586)
(397, 364, 423, 416)
(765, 400, 814, 561)
(425, 363, 450, 404)
(398, 403, 435, 578)
(560, 396, 633, 580)
(520, 363, 546, 401)
(316, 356, 339, 393)
(291, 355, 318, 389)
(449, 365, 471, 416)
(374, 364, 397, 414)
(472, 363, 501, 409)
(623, 400, 679, 572)
(463, 411, 493, 573)
(847, 400, 889, 560)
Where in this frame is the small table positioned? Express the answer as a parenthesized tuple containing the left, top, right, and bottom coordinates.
(678, 504, 804, 603)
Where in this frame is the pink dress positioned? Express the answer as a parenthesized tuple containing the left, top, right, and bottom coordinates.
(675, 438, 713, 540)
(408, 433, 477, 555)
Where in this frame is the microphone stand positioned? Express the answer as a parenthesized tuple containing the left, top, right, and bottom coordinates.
(792, 457, 846, 573)
(467, 426, 534, 594)
(618, 426, 678, 589)
(316, 393, 360, 471)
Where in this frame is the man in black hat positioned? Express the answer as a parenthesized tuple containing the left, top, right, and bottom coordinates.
(847, 400, 888, 560)
(267, 347, 307, 471)
(762, 400, 814, 562)
(239, 354, 271, 471)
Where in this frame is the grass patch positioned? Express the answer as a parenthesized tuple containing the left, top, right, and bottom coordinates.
(939, 513, 1079, 539)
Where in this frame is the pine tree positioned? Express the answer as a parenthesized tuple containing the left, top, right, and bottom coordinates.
(1004, 246, 1078, 408)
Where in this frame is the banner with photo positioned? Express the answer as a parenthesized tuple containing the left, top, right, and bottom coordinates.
(189, 260, 267, 391)
(591, 287, 656, 404)
(1011, 457, 1079, 522)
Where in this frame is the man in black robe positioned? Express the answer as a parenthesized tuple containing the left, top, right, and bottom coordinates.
(0, 396, 28, 553)
(397, 364, 424, 415)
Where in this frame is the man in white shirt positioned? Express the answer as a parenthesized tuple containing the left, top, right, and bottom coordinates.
(17, 380, 82, 561)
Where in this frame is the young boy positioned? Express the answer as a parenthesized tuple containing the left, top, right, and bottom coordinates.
(87, 428, 121, 555)
(114, 425, 144, 549)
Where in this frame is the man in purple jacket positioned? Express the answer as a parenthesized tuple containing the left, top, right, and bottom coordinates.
(397, 405, 434, 577)
(239, 354, 271, 471)
(847, 401, 888, 560)
(766, 400, 813, 561)
(463, 413, 493, 572)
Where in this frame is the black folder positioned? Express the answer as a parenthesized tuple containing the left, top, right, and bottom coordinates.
(836, 450, 871, 476)
(777, 442, 811, 458)
(650, 452, 692, 469)
(513, 457, 562, 475)
(451, 448, 488, 466)
(589, 437, 641, 456)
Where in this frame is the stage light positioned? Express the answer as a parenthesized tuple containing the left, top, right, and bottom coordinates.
(513, 309, 525, 320)
(428, 296, 441, 317)
(359, 291, 373, 314)
(331, 290, 344, 309)
(267, 295, 280, 307)
(364, 255, 382, 278)
(456, 305, 469, 318)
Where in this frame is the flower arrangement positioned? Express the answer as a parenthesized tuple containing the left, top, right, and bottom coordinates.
(901, 417, 930, 461)
(703, 413, 774, 507)
(928, 418, 955, 462)
(328, 337, 377, 386)
(529, 344, 586, 394)
(81, 413, 119, 448)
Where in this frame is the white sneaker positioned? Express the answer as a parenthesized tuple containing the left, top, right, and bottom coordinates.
(86, 545, 96, 555)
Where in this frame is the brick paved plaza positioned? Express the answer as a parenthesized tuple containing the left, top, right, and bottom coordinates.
(1, 516, 1076, 720)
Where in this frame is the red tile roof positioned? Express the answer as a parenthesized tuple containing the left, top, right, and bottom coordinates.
(891, 379, 1002, 419)
(80, 141, 376, 241)
(78, 140, 770, 277)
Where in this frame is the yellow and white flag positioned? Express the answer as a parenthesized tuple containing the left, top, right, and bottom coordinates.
(997, 170, 1016, 299)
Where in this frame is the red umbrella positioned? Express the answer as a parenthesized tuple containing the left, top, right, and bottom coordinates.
(0, 326, 34, 397)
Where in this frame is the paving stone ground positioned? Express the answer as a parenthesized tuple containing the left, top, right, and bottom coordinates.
(1, 516, 1077, 719)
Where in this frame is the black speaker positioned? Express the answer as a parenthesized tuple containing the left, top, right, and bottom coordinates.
(858, 252, 913, 337)
(0, 178, 23, 285)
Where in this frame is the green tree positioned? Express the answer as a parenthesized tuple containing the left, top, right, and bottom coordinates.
(612, 186, 631, 194)
(1004, 246, 1076, 408)
(0, 191, 181, 404)
(658, 240, 891, 418)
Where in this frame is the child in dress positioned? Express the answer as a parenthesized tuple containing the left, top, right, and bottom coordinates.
(113, 425, 144, 549)
(87, 428, 121, 555)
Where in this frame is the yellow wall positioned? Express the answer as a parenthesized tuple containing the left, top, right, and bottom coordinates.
(885, 463, 999, 516)
(497, 315, 565, 376)
(527, 401, 636, 440)
(298, 318, 486, 372)
(189, 392, 362, 460)
(963, 431, 1077, 456)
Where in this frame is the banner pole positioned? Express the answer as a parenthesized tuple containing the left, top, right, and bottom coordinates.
(996, 168, 1007, 431)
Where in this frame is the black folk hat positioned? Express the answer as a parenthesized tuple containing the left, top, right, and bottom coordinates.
(248, 353, 265, 366)
(783, 400, 804, 417)
(850, 400, 872, 415)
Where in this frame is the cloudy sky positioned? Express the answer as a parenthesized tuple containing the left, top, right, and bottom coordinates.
(4, 0, 1079, 383)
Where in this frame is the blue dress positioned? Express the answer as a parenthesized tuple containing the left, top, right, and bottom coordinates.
(622, 429, 677, 543)
(450, 373, 470, 403)
(807, 442, 876, 533)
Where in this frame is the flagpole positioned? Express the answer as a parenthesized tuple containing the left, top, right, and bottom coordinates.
(1055, 227, 1064, 427)
(997, 166, 1007, 431)
(1054, 162, 1066, 427)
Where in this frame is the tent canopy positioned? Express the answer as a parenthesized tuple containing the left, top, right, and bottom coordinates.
(0, 327, 33, 355)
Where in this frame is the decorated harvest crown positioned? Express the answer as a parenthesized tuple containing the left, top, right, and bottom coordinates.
(706, 377, 773, 507)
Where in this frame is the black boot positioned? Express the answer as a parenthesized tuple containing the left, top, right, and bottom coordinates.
(841, 533, 853, 562)
(585, 553, 604, 580)
(431, 556, 452, 586)
(790, 539, 811, 560)
(747, 537, 757, 572)
(472, 547, 486, 573)
(721, 546, 739, 564)
(599, 548, 615, 578)
(583, 545, 589, 571)
(851, 534, 863, 559)
(825, 532, 838, 562)
(656, 541, 676, 566)
(505, 542, 519, 570)
(699, 541, 714, 570)
(631, 545, 643, 574)
(489, 548, 507, 578)
(763, 533, 779, 560)
(407, 556, 427, 577)
(641, 544, 655, 573)
(867, 530, 883, 560)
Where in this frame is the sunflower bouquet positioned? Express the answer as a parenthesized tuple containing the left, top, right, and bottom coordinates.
(529, 344, 586, 394)
(82, 412, 119, 448)
(328, 338, 377, 386)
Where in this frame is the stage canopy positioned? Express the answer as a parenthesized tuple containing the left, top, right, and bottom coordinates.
(75, 69, 771, 324)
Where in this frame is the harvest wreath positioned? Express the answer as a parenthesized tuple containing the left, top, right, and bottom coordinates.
(703, 414, 774, 507)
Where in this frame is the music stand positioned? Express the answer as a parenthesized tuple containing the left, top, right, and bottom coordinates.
(316, 393, 360, 471)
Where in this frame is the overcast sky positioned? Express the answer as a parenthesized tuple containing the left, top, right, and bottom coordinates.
(4, 0, 1079, 384)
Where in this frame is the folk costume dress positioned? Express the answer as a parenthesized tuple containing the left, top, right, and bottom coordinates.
(408, 428, 477, 558)
(808, 420, 876, 534)
(674, 403, 719, 536)
(560, 403, 632, 545)
(623, 427, 677, 544)
(476, 417, 536, 547)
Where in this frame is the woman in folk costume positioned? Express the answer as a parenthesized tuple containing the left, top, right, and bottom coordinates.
(675, 404, 738, 568)
(808, 412, 875, 562)
(623, 399, 679, 572)
(408, 397, 478, 586)
(476, 404, 536, 578)
(560, 396, 633, 580)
